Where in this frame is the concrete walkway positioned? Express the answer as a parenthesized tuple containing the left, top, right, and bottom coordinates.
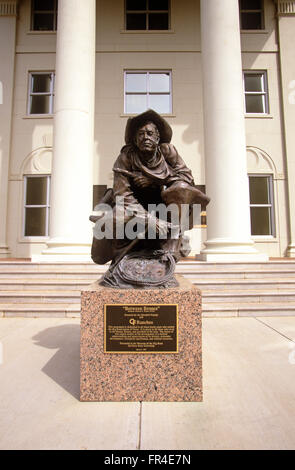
(0, 316, 295, 450)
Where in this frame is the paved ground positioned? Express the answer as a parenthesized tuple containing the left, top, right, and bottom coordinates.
(0, 316, 295, 450)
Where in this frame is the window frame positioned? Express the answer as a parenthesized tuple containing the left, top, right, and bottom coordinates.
(239, 0, 265, 31)
(125, 0, 170, 31)
(124, 70, 172, 115)
(30, 0, 58, 32)
(23, 175, 51, 238)
(248, 174, 275, 237)
(27, 71, 55, 116)
(243, 70, 269, 115)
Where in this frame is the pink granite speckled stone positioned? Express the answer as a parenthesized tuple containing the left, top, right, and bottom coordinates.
(80, 275, 202, 402)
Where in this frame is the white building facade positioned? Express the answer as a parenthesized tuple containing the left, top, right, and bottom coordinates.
(0, 0, 294, 261)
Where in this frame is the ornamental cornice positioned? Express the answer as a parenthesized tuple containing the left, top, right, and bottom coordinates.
(275, 0, 295, 15)
(0, 1, 17, 16)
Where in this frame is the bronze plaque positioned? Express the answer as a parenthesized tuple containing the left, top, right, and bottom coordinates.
(104, 304, 178, 354)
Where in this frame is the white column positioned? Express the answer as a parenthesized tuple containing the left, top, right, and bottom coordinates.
(276, 1, 295, 256)
(198, 0, 267, 261)
(40, 0, 95, 261)
(0, 1, 18, 258)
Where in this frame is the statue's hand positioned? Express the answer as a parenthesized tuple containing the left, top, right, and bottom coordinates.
(147, 213, 178, 238)
(133, 174, 153, 188)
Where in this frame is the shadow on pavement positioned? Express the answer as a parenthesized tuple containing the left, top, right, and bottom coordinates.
(32, 324, 80, 400)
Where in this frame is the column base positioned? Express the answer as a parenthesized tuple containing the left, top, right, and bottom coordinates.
(286, 244, 295, 258)
(32, 238, 92, 262)
(0, 245, 11, 258)
(196, 238, 269, 262)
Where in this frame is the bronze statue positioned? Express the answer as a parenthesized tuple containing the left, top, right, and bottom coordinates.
(91, 109, 210, 288)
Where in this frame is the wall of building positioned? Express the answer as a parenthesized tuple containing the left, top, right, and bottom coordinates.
(5, 0, 291, 258)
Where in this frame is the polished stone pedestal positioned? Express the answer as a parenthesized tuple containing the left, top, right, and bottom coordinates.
(80, 275, 202, 402)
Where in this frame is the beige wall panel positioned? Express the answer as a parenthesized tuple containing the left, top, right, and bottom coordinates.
(94, 51, 204, 190)
(16, 0, 56, 53)
(9, 53, 55, 177)
(242, 52, 288, 257)
(96, 0, 200, 52)
(240, 0, 278, 53)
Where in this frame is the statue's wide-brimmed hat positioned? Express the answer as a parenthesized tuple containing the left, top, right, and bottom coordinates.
(125, 109, 172, 144)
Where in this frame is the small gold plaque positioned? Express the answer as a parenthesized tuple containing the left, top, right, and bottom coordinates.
(104, 304, 178, 354)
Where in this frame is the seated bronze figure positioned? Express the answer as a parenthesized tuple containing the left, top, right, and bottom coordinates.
(90, 109, 210, 288)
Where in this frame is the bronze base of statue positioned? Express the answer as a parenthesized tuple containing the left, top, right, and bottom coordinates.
(100, 250, 179, 289)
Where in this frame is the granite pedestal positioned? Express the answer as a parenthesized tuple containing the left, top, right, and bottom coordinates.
(80, 275, 202, 402)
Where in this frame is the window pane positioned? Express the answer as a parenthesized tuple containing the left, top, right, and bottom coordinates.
(125, 94, 147, 113)
(149, 73, 170, 92)
(149, 0, 169, 10)
(241, 12, 262, 29)
(149, 94, 170, 113)
(244, 74, 262, 92)
(32, 74, 51, 93)
(126, 0, 146, 10)
(126, 74, 147, 92)
(25, 208, 47, 236)
(30, 95, 50, 114)
(126, 13, 146, 29)
(33, 13, 54, 31)
(250, 207, 271, 235)
(245, 94, 265, 113)
(249, 177, 269, 204)
(148, 13, 169, 30)
(240, 0, 261, 10)
(33, 0, 55, 11)
(26, 177, 48, 205)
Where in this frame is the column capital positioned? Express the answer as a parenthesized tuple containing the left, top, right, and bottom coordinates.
(0, 1, 18, 16)
(275, 0, 295, 15)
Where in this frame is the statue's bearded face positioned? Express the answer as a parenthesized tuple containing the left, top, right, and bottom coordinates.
(135, 122, 160, 155)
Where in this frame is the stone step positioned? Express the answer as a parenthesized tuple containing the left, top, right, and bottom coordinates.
(1, 288, 294, 304)
(0, 303, 81, 318)
(0, 268, 295, 280)
(194, 278, 295, 290)
(202, 291, 295, 303)
(0, 290, 80, 303)
(0, 278, 94, 291)
(185, 270, 295, 279)
(0, 261, 294, 318)
(1, 277, 295, 291)
(0, 271, 105, 280)
(202, 302, 295, 317)
(177, 261, 295, 273)
(0, 260, 295, 273)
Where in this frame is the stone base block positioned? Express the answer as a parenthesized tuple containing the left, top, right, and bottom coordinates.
(80, 275, 202, 402)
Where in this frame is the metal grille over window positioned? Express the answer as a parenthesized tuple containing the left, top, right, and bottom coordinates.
(24, 176, 51, 237)
(239, 0, 264, 30)
(125, 71, 171, 114)
(126, 0, 169, 30)
(249, 175, 275, 236)
(28, 72, 55, 115)
(31, 0, 58, 31)
(243, 71, 269, 114)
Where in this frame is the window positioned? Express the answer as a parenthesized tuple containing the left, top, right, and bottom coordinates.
(239, 0, 264, 30)
(28, 72, 55, 115)
(125, 71, 172, 114)
(31, 0, 58, 31)
(125, 0, 169, 30)
(243, 71, 269, 114)
(249, 175, 275, 236)
(24, 176, 50, 237)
